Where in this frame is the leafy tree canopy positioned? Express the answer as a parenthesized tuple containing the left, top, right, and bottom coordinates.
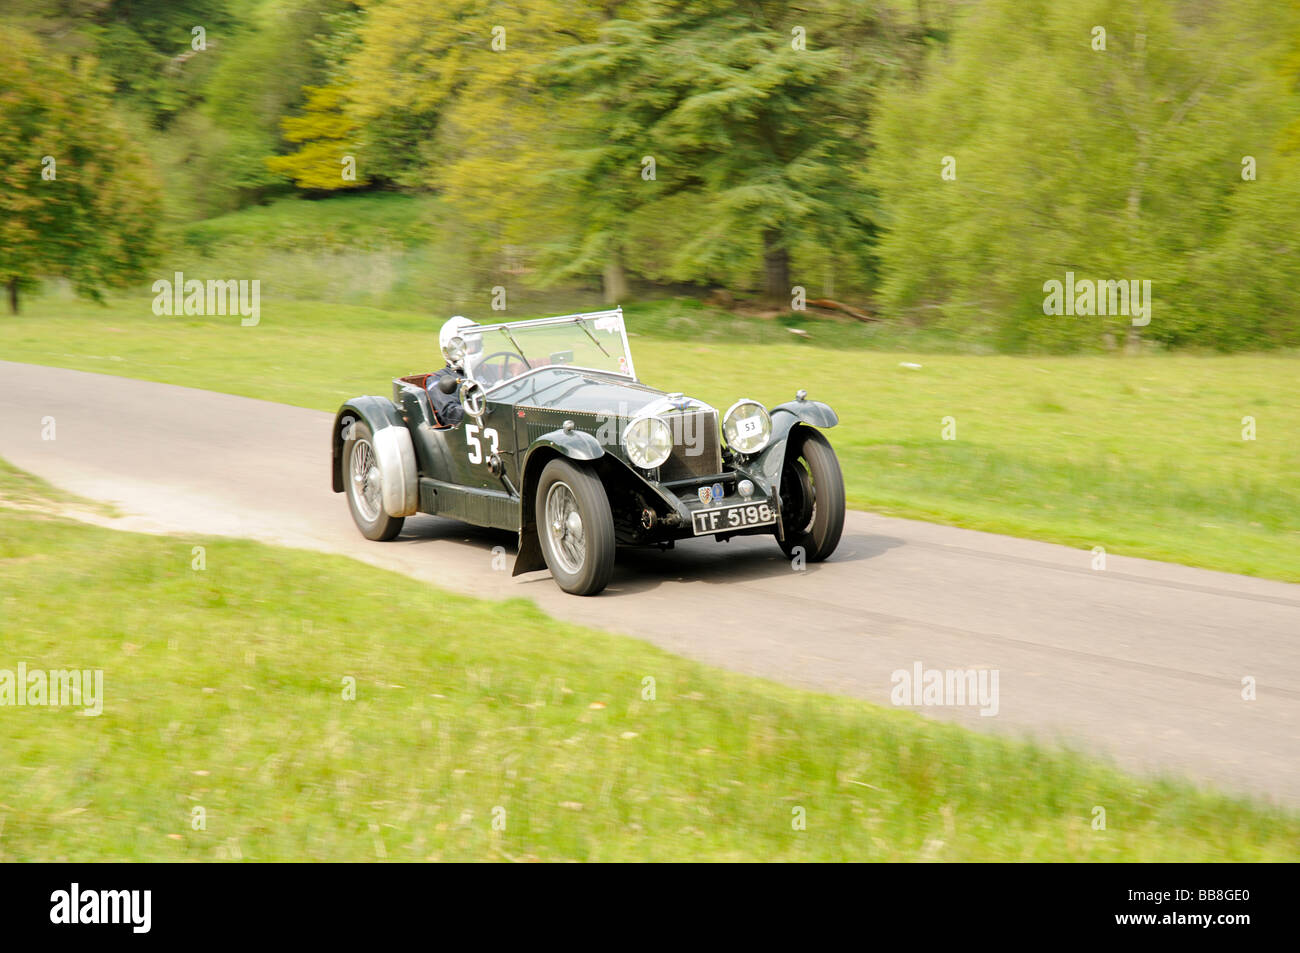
(0, 27, 161, 312)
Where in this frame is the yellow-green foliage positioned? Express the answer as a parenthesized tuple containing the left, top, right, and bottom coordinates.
(868, 0, 1300, 351)
(266, 85, 368, 190)
(0, 27, 161, 310)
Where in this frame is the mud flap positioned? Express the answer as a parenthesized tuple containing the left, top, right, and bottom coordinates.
(513, 525, 547, 575)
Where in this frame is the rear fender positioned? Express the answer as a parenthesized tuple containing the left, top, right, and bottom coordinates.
(332, 397, 418, 517)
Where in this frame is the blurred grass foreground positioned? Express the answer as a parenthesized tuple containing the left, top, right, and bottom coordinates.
(1, 459, 1297, 862)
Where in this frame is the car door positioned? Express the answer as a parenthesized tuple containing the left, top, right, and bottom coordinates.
(425, 398, 520, 529)
(454, 404, 507, 489)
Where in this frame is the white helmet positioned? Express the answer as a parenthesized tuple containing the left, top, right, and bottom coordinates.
(439, 315, 477, 364)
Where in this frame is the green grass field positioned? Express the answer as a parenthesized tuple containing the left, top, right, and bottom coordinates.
(1, 461, 1296, 862)
(4, 289, 1297, 582)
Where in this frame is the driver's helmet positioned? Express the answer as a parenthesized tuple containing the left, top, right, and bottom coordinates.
(439, 315, 478, 365)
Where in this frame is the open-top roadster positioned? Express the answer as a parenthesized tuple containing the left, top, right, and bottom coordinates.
(331, 308, 844, 595)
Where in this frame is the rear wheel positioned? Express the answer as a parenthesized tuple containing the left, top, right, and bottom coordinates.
(535, 457, 615, 595)
(344, 420, 404, 541)
(777, 428, 845, 562)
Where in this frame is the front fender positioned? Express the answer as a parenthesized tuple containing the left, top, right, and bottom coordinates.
(331, 398, 417, 519)
(771, 398, 839, 430)
(512, 430, 606, 576)
(526, 428, 605, 464)
(747, 400, 839, 532)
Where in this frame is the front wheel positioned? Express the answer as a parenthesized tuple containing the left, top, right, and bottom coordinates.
(535, 458, 615, 596)
(777, 428, 845, 562)
(344, 420, 404, 541)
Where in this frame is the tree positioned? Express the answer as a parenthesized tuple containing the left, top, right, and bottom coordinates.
(289, 0, 886, 302)
(265, 85, 369, 190)
(869, 0, 1300, 350)
(342, 0, 614, 290)
(13, 0, 235, 129)
(201, 0, 350, 203)
(342, 0, 502, 188)
(529, 6, 670, 303)
(543, 0, 878, 301)
(0, 29, 161, 313)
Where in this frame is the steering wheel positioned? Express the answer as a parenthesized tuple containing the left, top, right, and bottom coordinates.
(474, 350, 530, 386)
(459, 379, 487, 420)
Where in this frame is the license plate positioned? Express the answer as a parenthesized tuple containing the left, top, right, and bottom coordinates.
(691, 500, 777, 536)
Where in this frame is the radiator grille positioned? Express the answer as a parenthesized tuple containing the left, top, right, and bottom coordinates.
(659, 410, 721, 481)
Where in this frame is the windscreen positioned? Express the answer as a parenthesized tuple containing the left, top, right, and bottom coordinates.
(459, 311, 635, 388)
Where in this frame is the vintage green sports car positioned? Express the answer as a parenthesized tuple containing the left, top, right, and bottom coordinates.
(330, 308, 845, 595)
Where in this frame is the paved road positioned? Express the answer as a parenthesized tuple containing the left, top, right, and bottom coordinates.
(2, 360, 1297, 803)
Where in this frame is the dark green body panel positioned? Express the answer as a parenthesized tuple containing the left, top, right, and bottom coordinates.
(408, 399, 519, 529)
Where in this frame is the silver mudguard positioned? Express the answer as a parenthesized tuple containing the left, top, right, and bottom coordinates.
(332, 397, 419, 516)
(372, 422, 419, 517)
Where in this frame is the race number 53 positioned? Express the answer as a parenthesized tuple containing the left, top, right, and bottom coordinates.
(466, 424, 499, 463)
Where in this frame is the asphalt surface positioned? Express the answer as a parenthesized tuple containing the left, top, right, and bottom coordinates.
(2, 360, 1297, 804)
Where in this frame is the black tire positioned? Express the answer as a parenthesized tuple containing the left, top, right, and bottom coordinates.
(343, 420, 404, 541)
(777, 428, 845, 562)
(535, 457, 615, 596)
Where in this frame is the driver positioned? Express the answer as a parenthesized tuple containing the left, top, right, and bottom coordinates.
(427, 315, 478, 427)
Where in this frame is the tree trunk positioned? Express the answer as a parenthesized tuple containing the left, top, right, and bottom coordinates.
(602, 250, 628, 305)
(7, 279, 17, 315)
(762, 228, 790, 302)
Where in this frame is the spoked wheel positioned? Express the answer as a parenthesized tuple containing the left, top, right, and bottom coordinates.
(535, 457, 614, 595)
(344, 420, 404, 541)
(777, 428, 845, 562)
